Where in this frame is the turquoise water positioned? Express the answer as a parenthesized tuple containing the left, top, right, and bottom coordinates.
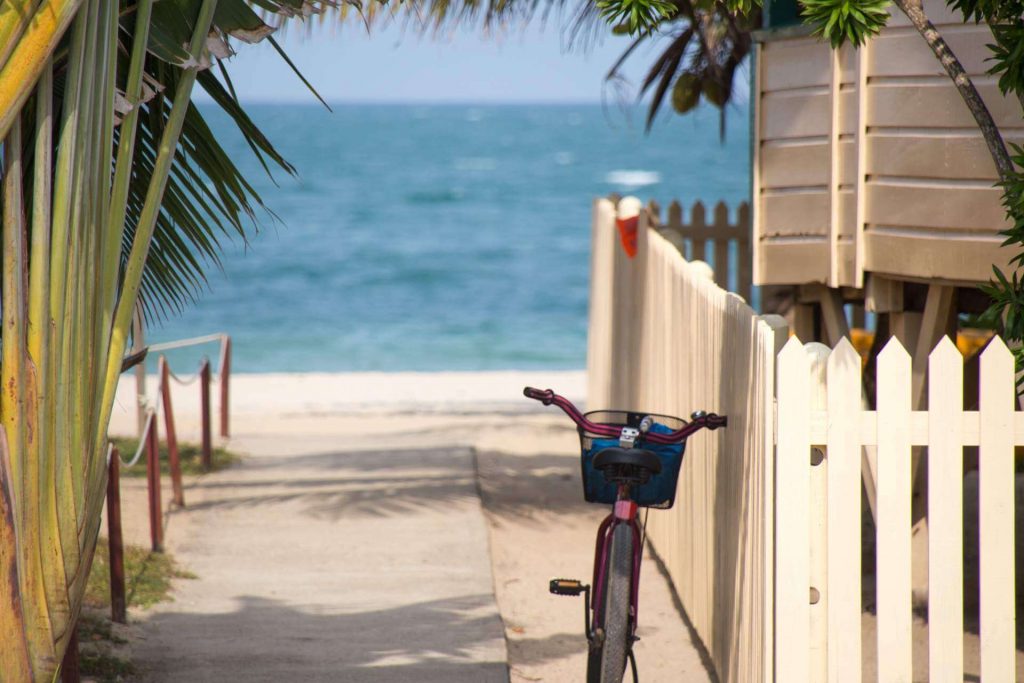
(150, 103, 751, 372)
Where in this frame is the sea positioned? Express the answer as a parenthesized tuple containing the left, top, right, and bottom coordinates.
(150, 102, 751, 373)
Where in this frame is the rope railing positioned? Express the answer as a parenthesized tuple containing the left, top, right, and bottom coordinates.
(99, 333, 233, 629)
(134, 332, 231, 440)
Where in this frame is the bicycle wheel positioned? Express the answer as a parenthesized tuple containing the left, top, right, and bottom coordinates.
(593, 522, 634, 683)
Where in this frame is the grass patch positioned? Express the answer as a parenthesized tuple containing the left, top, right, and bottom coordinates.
(80, 649, 136, 682)
(111, 437, 239, 477)
(80, 541, 195, 682)
(85, 537, 196, 610)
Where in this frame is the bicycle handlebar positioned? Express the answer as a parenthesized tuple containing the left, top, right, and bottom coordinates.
(522, 387, 727, 444)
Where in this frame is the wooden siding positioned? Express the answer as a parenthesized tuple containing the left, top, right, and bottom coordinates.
(754, 0, 1021, 286)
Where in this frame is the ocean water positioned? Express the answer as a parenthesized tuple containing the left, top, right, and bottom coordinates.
(150, 103, 751, 373)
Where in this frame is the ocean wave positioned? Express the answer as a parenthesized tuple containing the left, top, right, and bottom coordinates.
(455, 157, 497, 172)
(605, 170, 662, 188)
(405, 188, 466, 204)
(554, 152, 574, 166)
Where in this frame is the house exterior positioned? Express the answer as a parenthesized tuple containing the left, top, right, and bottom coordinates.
(752, 0, 1019, 291)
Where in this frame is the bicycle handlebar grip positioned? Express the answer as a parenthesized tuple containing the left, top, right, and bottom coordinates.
(705, 413, 728, 430)
(523, 386, 555, 405)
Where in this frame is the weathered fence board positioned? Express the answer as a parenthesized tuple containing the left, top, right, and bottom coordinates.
(776, 339, 811, 683)
(979, 338, 1015, 682)
(927, 338, 964, 683)
(825, 339, 861, 683)
(875, 340, 913, 683)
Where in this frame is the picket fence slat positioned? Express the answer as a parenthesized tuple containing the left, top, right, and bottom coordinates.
(875, 340, 914, 682)
(776, 338, 811, 683)
(825, 339, 861, 683)
(808, 344, 829, 682)
(928, 338, 965, 683)
(979, 338, 1016, 682)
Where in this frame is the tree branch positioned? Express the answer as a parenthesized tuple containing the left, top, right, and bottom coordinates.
(893, 0, 1014, 181)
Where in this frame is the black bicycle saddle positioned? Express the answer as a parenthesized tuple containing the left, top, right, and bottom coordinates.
(591, 447, 662, 474)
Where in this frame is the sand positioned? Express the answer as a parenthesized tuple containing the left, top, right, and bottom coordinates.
(109, 371, 714, 682)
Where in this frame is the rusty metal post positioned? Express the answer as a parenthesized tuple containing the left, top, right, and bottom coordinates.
(107, 448, 126, 624)
(61, 624, 80, 683)
(200, 358, 212, 471)
(160, 356, 184, 507)
(219, 335, 231, 438)
(145, 413, 164, 552)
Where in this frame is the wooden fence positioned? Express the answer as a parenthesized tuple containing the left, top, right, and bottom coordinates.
(588, 196, 784, 682)
(588, 195, 1020, 681)
(646, 199, 752, 304)
(776, 336, 1019, 682)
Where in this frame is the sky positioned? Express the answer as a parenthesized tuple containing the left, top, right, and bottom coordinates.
(206, 16, 667, 104)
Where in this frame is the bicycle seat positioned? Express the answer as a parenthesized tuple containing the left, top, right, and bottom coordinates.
(592, 447, 662, 474)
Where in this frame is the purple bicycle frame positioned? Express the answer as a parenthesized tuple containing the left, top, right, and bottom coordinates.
(590, 491, 643, 638)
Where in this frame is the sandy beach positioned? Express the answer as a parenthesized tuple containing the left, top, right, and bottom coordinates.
(110, 369, 588, 436)
(106, 369, 713, 682)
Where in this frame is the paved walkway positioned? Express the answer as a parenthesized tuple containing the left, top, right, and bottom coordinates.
(132, 429, 507, 682)
(129, 413, 715, 682)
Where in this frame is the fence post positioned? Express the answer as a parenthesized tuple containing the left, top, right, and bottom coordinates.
(775, 337, 811, 683)
(60, 625, 80, 683)
(107, 447, 126, 624)
(160, 356, 184, 507)
(145, 413, 163, 553)
(219, 335, 231, 438)
(200, 358, 212, 471)
(712, 202, 731, 291)
(805, 342, 830, 682)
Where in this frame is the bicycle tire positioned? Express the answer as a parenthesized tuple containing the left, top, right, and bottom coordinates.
(599, 523, 634, 683)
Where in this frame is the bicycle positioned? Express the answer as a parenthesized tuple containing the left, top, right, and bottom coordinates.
(523, 387, 727, 683)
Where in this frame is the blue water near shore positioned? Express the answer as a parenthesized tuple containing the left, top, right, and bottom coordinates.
(150, 103, 750, 373)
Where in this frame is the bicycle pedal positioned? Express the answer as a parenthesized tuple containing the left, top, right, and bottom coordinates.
(549, 578, 588, 596)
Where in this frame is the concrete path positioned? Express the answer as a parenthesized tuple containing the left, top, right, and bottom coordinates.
(132, 429, 508, 682)
(129, 412, 716, 682)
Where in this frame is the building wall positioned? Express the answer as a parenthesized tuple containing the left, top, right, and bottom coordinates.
(754, 1, 1020, 287)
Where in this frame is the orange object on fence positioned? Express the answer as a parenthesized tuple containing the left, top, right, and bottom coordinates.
(616, 215, 639, 258)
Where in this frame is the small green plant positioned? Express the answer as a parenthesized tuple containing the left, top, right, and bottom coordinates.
(80, 650, 136, 683)
(85, 538, 196, 610)
(110, 437, 240, 477)
(79, 539, 194, 681)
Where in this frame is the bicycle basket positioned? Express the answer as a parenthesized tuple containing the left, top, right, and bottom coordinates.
(579, 410, 687, 509)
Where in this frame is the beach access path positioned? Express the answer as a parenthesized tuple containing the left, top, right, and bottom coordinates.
(109, 372, 715, 682)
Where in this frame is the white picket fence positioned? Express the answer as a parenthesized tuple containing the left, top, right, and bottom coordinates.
(588, 196, 1021, 682)
(589, 197, 785, 681)
(777, 336, 1020, 682)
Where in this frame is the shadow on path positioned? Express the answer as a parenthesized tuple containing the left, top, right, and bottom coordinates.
(137, 594, 507, 683)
